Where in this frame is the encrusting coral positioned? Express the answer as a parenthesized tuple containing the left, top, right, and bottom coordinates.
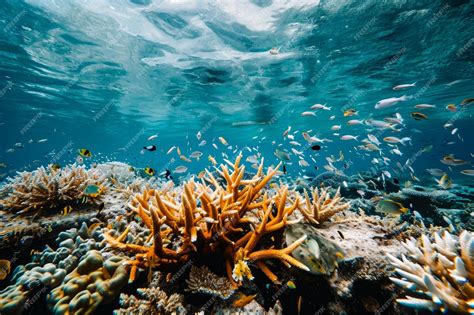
(115, 287, 186, 315)
(104, 155, 310, 286)
(186, 265, 235, 299)
(299, 186, 351, 225)
(0, 164, 107, 214)
(387, 229, 474, 313)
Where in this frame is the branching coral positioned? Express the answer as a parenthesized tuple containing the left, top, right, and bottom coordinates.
(299, 187, 351, 225)
(104, 155, 309, 286)
(387, 229, 474, 313)
(0, 164, 107, 214)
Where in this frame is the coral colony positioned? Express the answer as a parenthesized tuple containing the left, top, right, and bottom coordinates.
(0, 156, 472, 314)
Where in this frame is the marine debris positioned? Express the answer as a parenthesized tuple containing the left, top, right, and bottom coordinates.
(387, 229, 474, 313)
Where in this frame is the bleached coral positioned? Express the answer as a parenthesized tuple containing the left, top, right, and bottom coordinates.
(387, 229, 474, 313)
(0, 164, 107, 214)
(299, 186, 351, 225)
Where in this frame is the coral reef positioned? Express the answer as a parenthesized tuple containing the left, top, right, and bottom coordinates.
(299, 187, 351, 225)
(115, 287, 186, 315)
(47, 250, 129, 314)
(0, 164, 107, 214)
(104, 155, 309, 285)
(186, 265, 235, 299)
(387, 229, 474, 313)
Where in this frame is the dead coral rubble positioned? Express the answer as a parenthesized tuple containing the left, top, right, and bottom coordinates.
(104, 155, 311, 286)
(388, 229, 474, 313)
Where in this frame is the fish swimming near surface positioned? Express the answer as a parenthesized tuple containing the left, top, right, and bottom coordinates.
(393, 82, 416, 90)
(441, 155, 469, 166)
(411, 112, 428, 120)
(143, 145, 156, 152)
(375, 95, 409, 109)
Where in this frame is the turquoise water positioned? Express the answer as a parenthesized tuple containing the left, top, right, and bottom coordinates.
(1, 0, 473, 182)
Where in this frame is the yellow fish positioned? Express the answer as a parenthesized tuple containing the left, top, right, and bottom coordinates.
(343, 109, 358, 117)
(62, 205, 73, 216)
(208, 155, 217, 165)
(219, 136, 228, 146)
(376, 199, 408, 216)
(0, 259, 11, 280)
(78, 148, 92, 157)
(144, 167, 155, 176)
(232, 293, 256, 308)
(286, 280, 296, 289)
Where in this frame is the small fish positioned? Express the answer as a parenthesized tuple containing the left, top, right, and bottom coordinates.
(383, 137, 411, 145)
(190, 151, 203, 160)
(460, 169, 474, 176)
(14, 143, 23, 148)
(347, 119, 364, 125)
(310, 103, 331, 110)
(37, 138, 48, 143)
(367, 134, 381, 145)
(460, 98, 474, 106)
(142, 145, 156, 152)
(5, 149, 14, 153)
(219, 137, 228, 146)
(269, 47, 279, 55)
(436, 173, 452, 189)
(147, 134, 158, 141)
(286, 280, 296, 289)
(198, 140, 207, 147)
(376, 199, 408, 216)
(275, 149, 290, 161)
(329, 115, 336, 120)
(393, 82, 416, 90)
(0, 259, 11, 280)
(331, 125, 341, 131)
(283, 126, 291, 137)
(233, 293, 257, 308)
(411, 112, 427, 120)
(144, 167, 155, 176)
(301, 111, 316, 116)
(299, 159, 309, 167)
(441, 155, 469, 166)
(208, 155, 217, 165)
(78, 148, 92, 157)
(340, 135, 358, 141)
(343, 109, 358, 117)
(375, 95, 409, 109)
(51, 163, 61, 171)
(180, 155, 191, 163)
(158, 170, 172, 180)
(174, 166, 188, 173)
(426, 168, 445, 176)
(61, 205, 73, 216)
(167, 146, 176, 154)
(446, 104, 457, 112)
(414, 104, 436, 109)
(451, 128, 458, 135)
(196, 131, 202, 140)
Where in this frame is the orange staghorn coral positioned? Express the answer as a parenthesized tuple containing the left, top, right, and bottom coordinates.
(299, 186, 351, 225)
(104, 154, 309, 285)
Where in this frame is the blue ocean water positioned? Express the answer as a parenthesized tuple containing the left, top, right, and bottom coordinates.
(0, 0, 473, 183)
